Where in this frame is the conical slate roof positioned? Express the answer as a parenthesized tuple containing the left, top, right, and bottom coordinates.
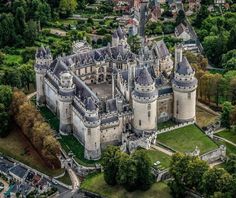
(85, 97, 96, 111)
(136, 67, 154, 85)
(112, 31, 118, 38)
(176, 56, 193, 75)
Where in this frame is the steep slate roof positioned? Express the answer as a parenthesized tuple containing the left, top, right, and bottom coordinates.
(176, 56, 194, 75)
(136, 67, 154, 85)
(175, 23, 189, 36)
(85, 97, 97, 111)
(36, 46, 51, 58)
(107, 99, 117, 112)
(152, 40, 170, 59)
(62, 45, 135, 68)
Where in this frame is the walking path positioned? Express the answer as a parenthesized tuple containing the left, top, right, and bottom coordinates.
(26, 91, 36, 101)
(151, 145, 174, 156)
(213, 128, 226, 134)
(197, 101, 220, 116)
(209, 160, 224, 168)
(213, 135, 236, 147)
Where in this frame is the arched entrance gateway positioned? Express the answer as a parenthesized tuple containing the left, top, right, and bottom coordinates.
(98, 74, 104, 82)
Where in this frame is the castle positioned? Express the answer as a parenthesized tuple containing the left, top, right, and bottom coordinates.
(35, 27, 197, 160)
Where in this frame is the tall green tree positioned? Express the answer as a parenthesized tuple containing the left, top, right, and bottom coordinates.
(102, 146, 122, 185)
(0, 13, 16, 47)
(133, 149, 153, 190)
(202, 168, 233, 196)
(221, 101, 233, 129)
(0, 103, 10, 138)
(15, 6, 26, 34)
(176, 10, 185, 25)
(59, 0, 77, 18)
(0, 85, 12, 108)
(24, 20, 38, 46)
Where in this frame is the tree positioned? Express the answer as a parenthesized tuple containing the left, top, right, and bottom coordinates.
(0, 85, 12, 108)
(176, 10, 185, 25)
(132, 149, 153, 190)
(0, 103, 10, 138)
(227, 25, 236, 51)
(19, 63, 35, 90)
(230, 78, 236, 105)
(102, 146, 122, 185)
(225, 154, 236, 174)
(127, 35, 141, 54)
(221, 101, 234, 129)
(87, 18, 94, 26)
(15, 6, 26, 34)
(10, 90, 27, 115)
(32, 121, 51, 150)
(24, 20, 38, 46)
(169, 153, 209, 195)
(0, 13, 16, 47)
(42, 135, 61, 168)
(202, 168, 233, 196)
(3, 69, 22, 88)
(59, 0, 77, 18)
(118, 157, 138, 191)
(194, 5, 209, 28)
(222, 49, 236, 71)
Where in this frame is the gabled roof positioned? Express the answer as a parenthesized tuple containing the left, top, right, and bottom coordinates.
(175, 23, 190, 36)
(152, 40, 170, 59)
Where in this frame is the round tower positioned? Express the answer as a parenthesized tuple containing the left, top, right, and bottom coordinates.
(58, 71, 75, 135)
(172, 56, 198, 123)
(84, 97, 101, 160)
(132, 67, 158, 134)
(34, 46, 52, 106)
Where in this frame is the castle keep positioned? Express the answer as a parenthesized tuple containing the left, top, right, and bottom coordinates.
(35, 27, 197, 160)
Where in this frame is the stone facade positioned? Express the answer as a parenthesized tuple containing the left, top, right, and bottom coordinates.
(35, 27, 197, 160)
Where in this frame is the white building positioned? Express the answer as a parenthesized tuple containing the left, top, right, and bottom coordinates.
(35, 27, 197, 160)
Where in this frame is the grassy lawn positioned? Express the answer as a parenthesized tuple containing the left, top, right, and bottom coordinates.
(81, 173, 172, 198)
(217, 130, 236, 144)
(157, 120, 177, 130)
(59, 135, 100, 166)
(57, 171, 72, 186)
(196, 107, 219, 128)
(157, 125, 218, 154)
(0, 125, 64, 177)
(145, 150, 171, 169)
(3, 54, 23, 65)
(39, 106, 59, 131)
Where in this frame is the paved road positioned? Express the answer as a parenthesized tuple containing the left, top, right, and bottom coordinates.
(0, 178, 9, 197)
(151, 145, 174, 156)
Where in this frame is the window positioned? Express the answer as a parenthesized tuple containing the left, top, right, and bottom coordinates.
(85, 67, 87, 73)
(139, 120, 141, 126)
(176, 100, 179, 114)
(148, 111, 151, 118)
(188, 92, 191, 99)
(148, 104, 151, 110)
(88, 129, 91, 135)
